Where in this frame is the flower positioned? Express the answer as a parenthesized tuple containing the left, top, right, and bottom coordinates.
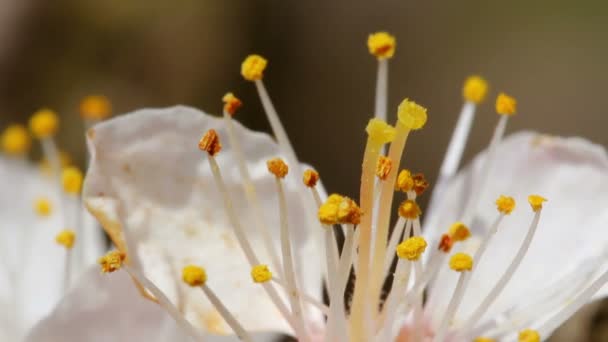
(31, 33, 608, 342)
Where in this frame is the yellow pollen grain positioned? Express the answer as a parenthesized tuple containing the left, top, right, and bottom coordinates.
(222, 92, 242, 116)
(80, 95, 111, 120)
(528, 194, 547, 212)
(367, 31, 396, 59)
(366, 118, 396, 144)
(474, 337, 496, 342)
(337, 197, 363, 225)
(396, 236, 428, 261)
(34, 197, 52, 217)
(1, 124, 31, 155)
(518, 329, 540, 342)
(62, 166, 83, 194)
(198, 129, 222, 156)
(463, 75, 489, 104)
(448, 222, 471, 242)
(98, 251, 126, 273)
(412, 172, 429, 196)
(395, 169, 414, 192)
(318, 194, 344, 225)
(182, 265, 207, 287)
(375, 156, 392, 181)
(496, 92, 517, 116)
(251, 264, 272, 283)
(496, 195, 516, 215)
(398, 199, 421, 219)
(302, 169, 320, 188)
(241, 54, 267, 81)
(449, 252, 473, 272)
(267, 158, 289, 178)
(397, 99, 427, 130)
(29, 108, 59, 139)
(55, 229, 76, 249)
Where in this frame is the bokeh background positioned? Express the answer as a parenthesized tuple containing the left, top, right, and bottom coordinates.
(1, 0, 606, 340)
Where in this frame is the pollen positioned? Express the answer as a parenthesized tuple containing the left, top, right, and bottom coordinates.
(412, 172, 429, 196)
(55, 229, 76, 249)
(62, 166, 83, 194)
(397, 99, 427, 130)
(251, 264, 272, 283)
(366, 118, 396, 144)
(463, 76, 488, 104)
(496, 195, 516, 214)
(267, 158, 289, 178)
(182, 265, 207, 287)
(438, 234, 454, 253)
(395, 169, 414, 192)
(29, 108, 59, 139)
(375, 156, 392, 180)
(337, 197, 363, 225)
(222, 92, 242, 116)
(318, 194, 344, 225)
(396, 236, 428, 261)
(449, 252, 473, 272)
(98, 251, 126, 273)
(496, 92, 517, 116)
(241, 54, 267, 81)
(398, 199, 421, 219)
(518, 329, 540, 342)
(198, 129, 222, 156)
(474, 338, 496, 342)
(1, 124, 31, 155)
(303, 169, 320, 188)
(367, 31, 396, 59)
(34, 197, 52, 217)
(448, 222, 471, 242)
(80, 95, 111, 120)
(528, 194, 547, 212)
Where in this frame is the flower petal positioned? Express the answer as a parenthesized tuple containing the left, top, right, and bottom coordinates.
(83, 106, 322, 335)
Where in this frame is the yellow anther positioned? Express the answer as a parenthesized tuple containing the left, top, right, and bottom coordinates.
(318, 194, 344, 225)
(62, 166, 83, 194)
(398, 199, 421, 219)
(267, 158, 289, 178)
(496, 195, 516, 214)
(1, 124, 31, 155)
(397, 99, 427, 130)
(474, 337, 496, 342)
(367, 31, 396, 59)
(222, 92, 242, 116)
(80, 95, 111, 120)
(395, 169, 414, 192)
(463, 76, 489, 104)
(496, 92, 517, 116)
(375, 156, 392, 181)
(337, 197, 363, 225)
(98, 251, 126, 273)
(449, 252, 473, 272)
(251, 264, 272, 283)
(396, 236, 428, 261)
(518, 329, 540, 342)
(448, 222, 471, 242)
(55, 229, 76, 249)
(34, 197, 52, 217)
(528, 195, 547, 212)
(303, 169, 320, 188)
(182, 265, 207, 287)
(412, 172, 429, 196)
(241, 54, 267, 81)
(29, 108, 59, 139)
(366, 118, 396, 145)
(198, 129, 222, 156)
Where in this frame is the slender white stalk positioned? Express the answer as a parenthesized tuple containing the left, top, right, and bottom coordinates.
(41, 138, 67, 227)
(374, 59, 389, 122)
(310, 187, 337, 294)
(382, 217, 407, 277)
(62, 249, 71, 291)
(200, 284, 253, 342)
(377, 260, 412, 336)
(438, 102, 476, 181)
(223, 112, 282, 278)
(412, 261, 424, 341)
(434, 272, 470, 342)
(464, 210, 542, 329)
(272, 278, 330, 316)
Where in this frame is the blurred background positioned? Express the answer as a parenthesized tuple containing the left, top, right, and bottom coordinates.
(0, 0, 606, 340)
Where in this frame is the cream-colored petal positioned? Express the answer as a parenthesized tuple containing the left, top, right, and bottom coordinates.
(425, 131, 608, 330)
(84, 106, 322, 335)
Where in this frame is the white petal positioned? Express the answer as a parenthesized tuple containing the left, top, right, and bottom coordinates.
(425, 131, 608, 329)
(83, 106, 322, 335)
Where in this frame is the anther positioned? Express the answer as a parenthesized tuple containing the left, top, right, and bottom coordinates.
(251, 264, 272, 283)
(463, 76, 489, 104)
(337, 197, 363, 225)
(449, 252, 474, 272)
(198, 129, 222, 156)
(496, 92, 517, 116)
(302, 169, 320, 188)
(55, 229, 76, 249)
(395, 169, 414, 192)
(34, 197, 53, 217)
(62, 166, 83, 194)
(80, 95, 111, 120)
(412, 172, 429, 195)
(396, 236, 427, 261)
(98, 251, 126, 273)
(318, 194, 344, 225)
(367, 32, 396, 59)
(398, 199, 421, 219)
(182, 265, 207, 287)
(496, 195, 516, 214)
(528, 194, 547, 212)
(397, 99, 427, 130)
(29, 108, 59, 139)
(448, 222, 471, 242)
(376, 156, 392, 180)
(241, 54, 267, 81)
(1, 124, 31, 155)
(438, 234, 454, 253)
(222, 92, 243, 116)
(267, 158, 289, 178)
(518, 329, 540, 342)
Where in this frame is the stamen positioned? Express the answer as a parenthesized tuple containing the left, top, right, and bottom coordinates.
(375, 156, 392, 181)
(367, 32, 396, 60)
(251, 264, 273, 283)
(34, 197, 53, 217)
(382, 216, 409, 278)
(396, 236, 427, 261)
(462, 195, 546, 330)
(518, 329, 540, 342)
(62, 167, 83, 194)
(398, 199, 421, 220)
(368, 32, 395, 123)
(55, 229, 76, 249)
(1, 124, 31, 156)
(302, 169, 320, 188)
(29, 108, 59, 140)
(222, 92, 243, 116)
(98, 250, 126, 273)
(434, 253, 474, 342)
(80, 95, 112, 122)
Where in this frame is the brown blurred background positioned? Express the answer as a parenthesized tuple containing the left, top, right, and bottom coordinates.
(0, 0, 606, 340)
